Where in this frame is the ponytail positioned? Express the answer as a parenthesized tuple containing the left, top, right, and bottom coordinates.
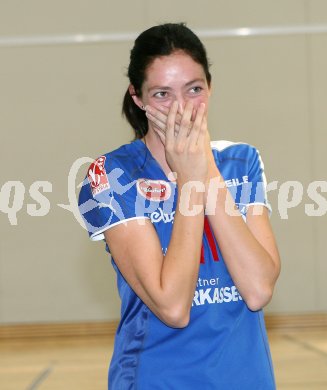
(122, 89, 148, 139)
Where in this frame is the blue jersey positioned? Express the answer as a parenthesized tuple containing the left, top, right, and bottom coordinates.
(78, 139, 276, 390)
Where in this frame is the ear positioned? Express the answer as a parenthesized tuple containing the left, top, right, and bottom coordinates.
(129, 84, 145, 110)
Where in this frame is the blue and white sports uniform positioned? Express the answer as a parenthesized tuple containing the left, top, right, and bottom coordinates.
(78, 139, 276, 390)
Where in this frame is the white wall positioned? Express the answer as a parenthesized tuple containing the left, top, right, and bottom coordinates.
(0, 0, 326, 324)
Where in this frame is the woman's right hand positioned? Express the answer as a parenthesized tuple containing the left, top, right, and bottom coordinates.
(151, 100, 208, 185)
(104, 100, 207, 328)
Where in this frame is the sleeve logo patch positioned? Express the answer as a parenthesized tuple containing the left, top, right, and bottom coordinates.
(137, 179, 171, 202)
(87, 156, 110, 196)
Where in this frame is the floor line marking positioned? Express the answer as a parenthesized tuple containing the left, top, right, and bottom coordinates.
(25, 362, 55, 390)
(283, 334, 327, 360)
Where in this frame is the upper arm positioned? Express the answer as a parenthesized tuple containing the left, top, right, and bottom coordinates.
(104, 219, 168, 319)
(78, 155, 188, 326)
(245, 145, 280, 273)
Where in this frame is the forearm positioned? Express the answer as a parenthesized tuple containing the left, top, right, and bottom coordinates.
(136, 101, 209, 325)
(206, 167, 280, 310)
(160, 182, 204, 321)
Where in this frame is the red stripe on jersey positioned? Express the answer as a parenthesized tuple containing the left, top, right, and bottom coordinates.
(200, 244, 205, 263)
(204, 217, 219, 262)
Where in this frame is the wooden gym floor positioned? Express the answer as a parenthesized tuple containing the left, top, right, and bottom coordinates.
(1, 329, 327, 389)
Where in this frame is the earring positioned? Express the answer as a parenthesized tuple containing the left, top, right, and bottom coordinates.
(141, 105, 145, 110)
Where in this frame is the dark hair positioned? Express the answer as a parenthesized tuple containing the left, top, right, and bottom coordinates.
(122, 23, 212, 139)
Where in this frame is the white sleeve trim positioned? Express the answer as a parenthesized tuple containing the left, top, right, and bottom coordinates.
(210, 140, 246, 152)
(246, 202, 272, 216)
(90, 216, 150, 241)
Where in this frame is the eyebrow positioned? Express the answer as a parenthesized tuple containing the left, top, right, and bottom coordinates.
(147, 78, 206, 92)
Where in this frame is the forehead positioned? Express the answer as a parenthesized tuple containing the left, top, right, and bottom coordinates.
(144, 51, 205, 86)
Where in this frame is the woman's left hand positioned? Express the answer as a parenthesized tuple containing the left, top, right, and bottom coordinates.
(145, 103, 224, 212)
(145, 104, 217, 173)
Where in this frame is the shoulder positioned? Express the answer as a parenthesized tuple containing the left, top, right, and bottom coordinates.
(92, 141, 139, 168)
(82, 141, 142, 200)
(210, 140, 267, 179)
(87, 140, 143, 179)
(211, 140, 259, 159)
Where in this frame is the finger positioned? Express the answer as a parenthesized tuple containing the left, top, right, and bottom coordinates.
(152, 123, 166, 137)
(202, 116, 211, 145)
(146, 111, 180, 136)
(188, 103, 206, 147)
(145, 106, 167, 130)
(176, 100, 193, 143)
(145, 110, 166, 132)
(149, 105, 183, 124)
(153, 128, 166, 145)
(166, 101, 179, 147)
(146, 105, 182, 128)
(196, 109, 208, 148)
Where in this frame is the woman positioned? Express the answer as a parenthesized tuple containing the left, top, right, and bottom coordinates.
(79, 23, 280, 389)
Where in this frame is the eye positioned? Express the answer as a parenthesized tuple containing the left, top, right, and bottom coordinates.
(190, 86, 203, 94)
(153, 91, 168, 98)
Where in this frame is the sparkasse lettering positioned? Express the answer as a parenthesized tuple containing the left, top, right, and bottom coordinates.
(193, 285, 243, 306)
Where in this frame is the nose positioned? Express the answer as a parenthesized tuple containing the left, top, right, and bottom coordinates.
(175, 94, 187, 114)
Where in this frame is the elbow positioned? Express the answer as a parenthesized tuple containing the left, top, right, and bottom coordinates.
(246, 263, 281, 312)
(244, 284, 275, 312)
(160, 306, 191, 329)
